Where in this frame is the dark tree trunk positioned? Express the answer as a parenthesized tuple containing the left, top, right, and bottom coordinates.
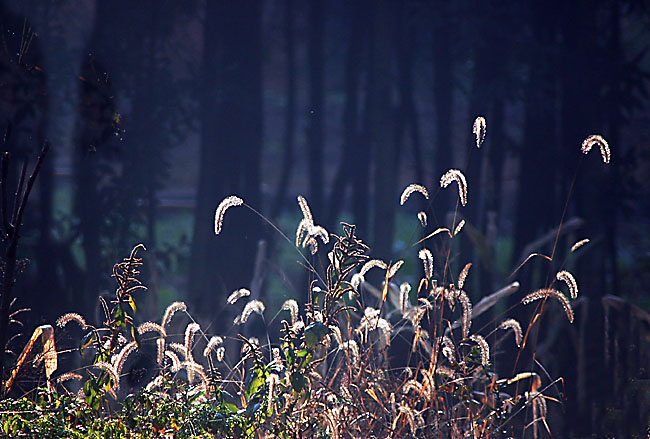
(325, 0, 364, 230)
(190, 0, 264, 329)
(307, 0, 325, 216)
(271, 0, 296, 220)
(351, 0, 373, 236)
(558, 1, 609, 436)
(514, 7, 558, 261)
(369, 0, 396, 260)
(431, 0, 454, 215)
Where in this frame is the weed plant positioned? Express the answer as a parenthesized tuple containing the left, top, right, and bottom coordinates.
(0, 122, 611, 438)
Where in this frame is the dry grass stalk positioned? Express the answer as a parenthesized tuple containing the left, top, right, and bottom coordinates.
(203, 336, 223, 358)
(522, 288, 574, 323)
(570, 238, 590, 252)
(184, 323, 200, 362)
(473, 116, 487, 148)
(399, 282, 411, 314)
(387, 260, 404, 278)
(113, 341, 137, 378)
(499, 318, 523, 347)
(400, 183, 429, 205)
(457, 262, 472, 289)
(441, 336, 456, 362)
(281, 299, 299, 325)
(469, 334, 490, 366)
(234, 300, 265, 325)
(440, 169, 468, 206)
(297, 195, 313, 223)
(165, 350, 181, 372)
(182, 361, 207, 385)
(215, 346, 226, 362)
(161, 301, 187, 327)
(417, 211, 427, 227)
(214, 195, 244, 235)
(56, 313, 87, 330)
(137, 321, 166, 337)
(351, 273, 364, 291)
(227, 288, 251, 305)
(581, 134, 610, 163)
(453, 219, 465, 236)
(418, 249, 434, 280)
(556, 270, 578, 299)
(156, 338, 165, 365)
(457, 289, 472, 338)
(360, 259, 387, 276)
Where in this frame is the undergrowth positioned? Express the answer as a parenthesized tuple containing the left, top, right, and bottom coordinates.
(0, 122, 611, 438)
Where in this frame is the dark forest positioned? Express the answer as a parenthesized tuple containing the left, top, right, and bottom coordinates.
(1, 0, 649, 437)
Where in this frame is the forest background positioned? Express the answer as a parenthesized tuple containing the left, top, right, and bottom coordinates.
(1, 0, 649, 436)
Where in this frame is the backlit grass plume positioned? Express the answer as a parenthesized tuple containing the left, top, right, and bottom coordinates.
(473, 116, 486, 148)
(440, 168, 468, 206)
(214, 195, 244, 235)
(581, 134, 610, 163)
(400, 183, 429, 205)
(522, 288, 574, 323)
(556, 270, 578, 299)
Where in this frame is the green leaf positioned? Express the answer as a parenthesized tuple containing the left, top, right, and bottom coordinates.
(80, 331, 95, 356)
(290, 372, 305, 393)
(244, 368, 266, 401)
(245, 400, 261, 417)
(114, 306, 126, 328)
(130, 325, 141, 347)
(304, 321, 328, 348)
(126, 295, 137, 314)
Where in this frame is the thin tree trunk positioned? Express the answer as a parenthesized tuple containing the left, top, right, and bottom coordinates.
(431, 0, 454, 215)
(307, 0, 324, 216)
(325, 0, 363, 229)
(271, 0, 296, 220)
(190, 1, 264, 329)
(370, 0, 396, 260)
(351, 0, 373, 235)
